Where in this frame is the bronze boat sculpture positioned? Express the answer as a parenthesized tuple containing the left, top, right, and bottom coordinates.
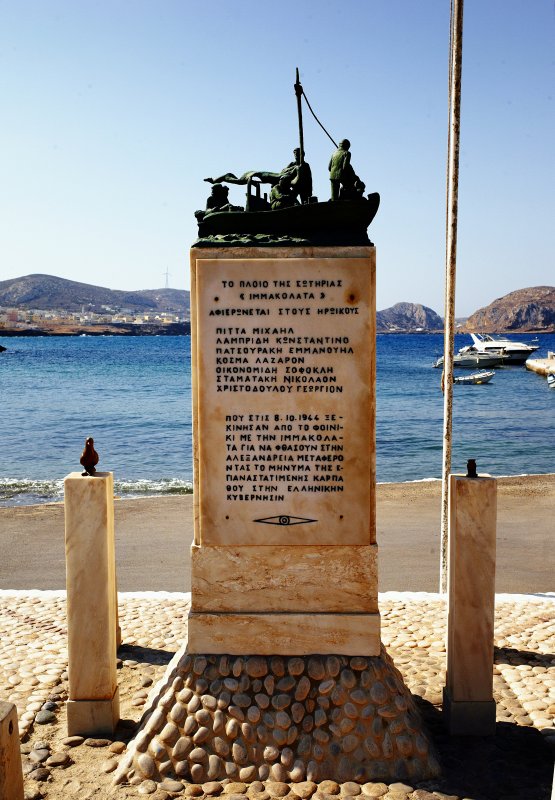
(194, 70, 380, 247)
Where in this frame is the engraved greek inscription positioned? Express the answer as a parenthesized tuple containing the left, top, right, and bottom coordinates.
(316, 307, 359, 315)
(197, 258, 373, 540)
(209, 307, 255, 316)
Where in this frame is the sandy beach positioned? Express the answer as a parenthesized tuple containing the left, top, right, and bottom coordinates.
(1, 474, 553, 593)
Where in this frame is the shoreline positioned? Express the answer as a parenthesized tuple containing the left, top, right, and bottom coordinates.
(1, 471, 554, 508)
(2, 327, 554, 338)
(0, 474, 553, 594)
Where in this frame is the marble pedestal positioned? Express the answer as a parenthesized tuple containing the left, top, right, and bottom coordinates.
(112, 246, 440, 789)
(0, 701, 24, 800)
(64, 471, 119, 736)
(188, 246, 379, 654)
(444, 474, 497, 735)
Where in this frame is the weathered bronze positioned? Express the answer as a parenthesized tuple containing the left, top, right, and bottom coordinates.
(270, 175, 299, 210)
(281, 149, 313, 205)
(328, 139, 351, 201)
(206, 184, 230, 212)
(194, 71, 379, 246)
(466, 459, 478, 478)
(328, 139, 365, 201)
(80, 437, 99, 476)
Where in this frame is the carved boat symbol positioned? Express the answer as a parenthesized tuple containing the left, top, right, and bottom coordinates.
(254, 515, 317, 526)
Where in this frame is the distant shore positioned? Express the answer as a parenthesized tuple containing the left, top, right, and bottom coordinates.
(0, 322, 191, 336)
(1, 474, 553, 594)
(1, 325, 553, 337)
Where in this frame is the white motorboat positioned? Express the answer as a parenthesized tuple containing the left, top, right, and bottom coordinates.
(547, 374, 555, 389)
(453, 370, 495, 385)
(433, 348, 506, 369)
(470, 333, 540, 365)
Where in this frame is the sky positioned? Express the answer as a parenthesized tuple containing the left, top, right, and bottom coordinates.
(0, 0, 553, 316)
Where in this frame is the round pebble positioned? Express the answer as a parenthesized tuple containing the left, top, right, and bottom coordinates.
(29, 749, 50, 764)
(34, 710, 55, 724)
(138, 779, 158, 794)
(161, 778, 185, 792)
(45, 752, 70, 767)
(30, 767, 50, 782)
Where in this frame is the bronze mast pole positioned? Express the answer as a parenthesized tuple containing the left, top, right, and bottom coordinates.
(294, 67, 305, 164)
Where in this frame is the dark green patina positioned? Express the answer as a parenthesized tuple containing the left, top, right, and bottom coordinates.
(193, 71, 379, 247)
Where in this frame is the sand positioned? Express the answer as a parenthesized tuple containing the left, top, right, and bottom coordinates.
(0, 474, 553, 593)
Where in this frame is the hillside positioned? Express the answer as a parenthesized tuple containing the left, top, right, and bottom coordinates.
(463, 286, 555, 332)
(376, 302, 443, 332)
(0, 274, 189, 314)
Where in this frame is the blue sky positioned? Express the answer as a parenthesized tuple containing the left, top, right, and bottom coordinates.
(0, 0, 553, 315)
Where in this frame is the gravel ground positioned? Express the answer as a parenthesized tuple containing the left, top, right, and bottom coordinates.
(1, 590, 553, 800)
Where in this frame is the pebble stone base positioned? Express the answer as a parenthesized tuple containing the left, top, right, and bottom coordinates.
(113, 647, 440, 789)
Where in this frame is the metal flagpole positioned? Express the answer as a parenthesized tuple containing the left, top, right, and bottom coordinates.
(440, 0, 464, 593)
(294, 68, 305, 163)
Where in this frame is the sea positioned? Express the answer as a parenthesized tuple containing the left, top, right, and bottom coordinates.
(1, 333, 553, 506)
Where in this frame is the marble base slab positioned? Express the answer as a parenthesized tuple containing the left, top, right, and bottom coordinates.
(66, 687, 120, 738)
(443, 687, 496, 736)
(190, 544, 378, 613)
(0, 701, 24, 800)
(187, 612, 381, 655)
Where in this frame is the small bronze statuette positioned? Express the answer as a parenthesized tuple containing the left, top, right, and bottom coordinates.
(206, 183, 231, 212)
(466, 459, 478, 478)
(80, 437, 99, 476)
(328, 138, 365, 201)
(270, 175, 299, 210)
(280, 148, 313, 205)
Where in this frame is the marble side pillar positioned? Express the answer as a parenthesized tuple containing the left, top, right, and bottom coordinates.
(64, 472, 119, 737)
(444, 474, 497, 735)
(0, 702, 24, 800)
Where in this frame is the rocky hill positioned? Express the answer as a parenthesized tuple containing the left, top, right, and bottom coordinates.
(463, 286, 555, 332)
(0, 274, 189, 314)
(376, 302, 443, 332)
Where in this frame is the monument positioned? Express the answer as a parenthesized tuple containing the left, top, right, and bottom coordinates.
(114, 72, 439, 789)
(187, 246, 379, 656)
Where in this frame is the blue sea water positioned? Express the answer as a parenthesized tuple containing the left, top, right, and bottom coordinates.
(0, 333, 553, 506)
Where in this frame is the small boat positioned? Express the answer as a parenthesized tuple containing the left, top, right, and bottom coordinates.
(453, 370, 495, 385)
(470, 333, 540, 364)
(547, 374, 555, 389)
(433, 348, 505, 369)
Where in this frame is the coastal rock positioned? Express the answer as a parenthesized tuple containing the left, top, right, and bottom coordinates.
(463, 285, 555, 332)
(376, 302, 443, 333)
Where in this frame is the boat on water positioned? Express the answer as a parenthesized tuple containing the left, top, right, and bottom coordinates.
(433, 348, 505, 369)
(453, 370, 495, 385)
(469, 333, 540, 364)
(547, 374, 555, 388)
